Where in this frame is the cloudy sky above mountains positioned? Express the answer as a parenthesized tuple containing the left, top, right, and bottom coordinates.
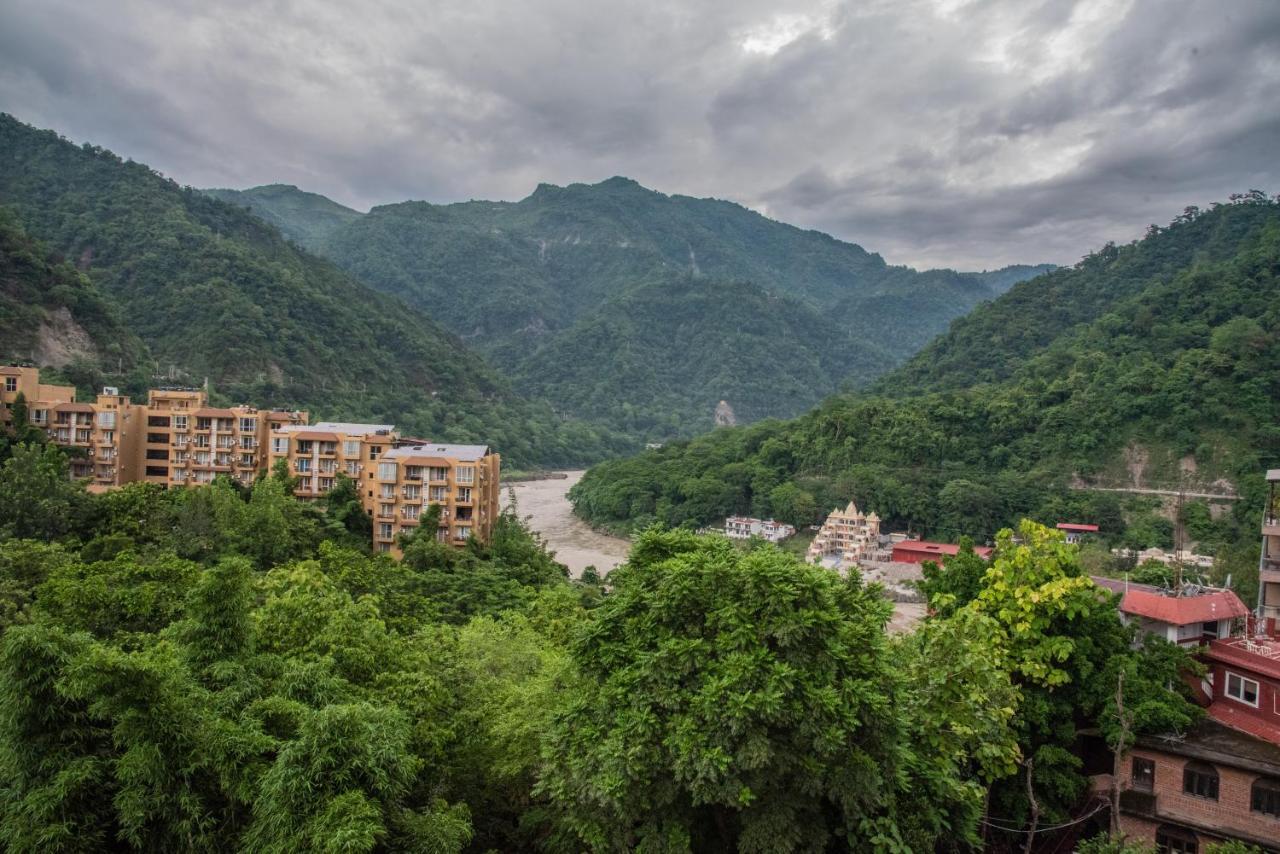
(1, 0, 1277, 269)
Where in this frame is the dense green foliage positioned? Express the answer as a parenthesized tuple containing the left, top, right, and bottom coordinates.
(219, 179, 1049, 439)
(0, 207, 146, 373)
(0, 114, 630, 467)
(513, 273, 892, 436)
(2, 442, 1204, 852)
(570, 196, 1280, 596)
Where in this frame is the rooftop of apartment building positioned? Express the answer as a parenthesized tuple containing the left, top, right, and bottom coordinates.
(1137, 717, 1280, 776)
(384, 443, 492, 462)
(274, 421, 395, 435)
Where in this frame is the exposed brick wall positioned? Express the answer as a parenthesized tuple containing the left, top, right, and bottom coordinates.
(1118, 747, 1280, 847)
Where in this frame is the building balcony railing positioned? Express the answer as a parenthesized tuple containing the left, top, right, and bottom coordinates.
(1262, 567, 1280, 585)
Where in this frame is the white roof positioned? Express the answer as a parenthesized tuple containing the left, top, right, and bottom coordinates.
(311, 422, 396, 435)
(384, 443, 491, 462)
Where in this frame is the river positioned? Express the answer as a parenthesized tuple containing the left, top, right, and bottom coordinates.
(502, 471, 921, 632)
(503, 470, 631, 578)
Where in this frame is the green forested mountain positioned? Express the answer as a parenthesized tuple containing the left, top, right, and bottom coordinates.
(210, 178, 1051, 438)
(0, 114, 629, 467)
(205, 183, 363, 248)
(0, 207, 147, 377)
(570, 195, 1280, 580)
(512, 274, 893, 436)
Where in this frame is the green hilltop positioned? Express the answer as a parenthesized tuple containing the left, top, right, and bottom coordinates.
(214, 178, 1052, 439)
(569, 194, 1280, 592)
(0, 114, 630, 467)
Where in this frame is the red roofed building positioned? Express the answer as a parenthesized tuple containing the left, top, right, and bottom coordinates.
(890, 540, 992, 564)
(1119, 587, 1251, 646)
(1057, 522, 1100, 544)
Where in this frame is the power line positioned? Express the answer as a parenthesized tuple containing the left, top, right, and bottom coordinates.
(982, 800, 1108, 835)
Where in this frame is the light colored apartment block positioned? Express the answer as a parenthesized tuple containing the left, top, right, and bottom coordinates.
(371, 442, 501, 555)
(268, 421, 397, 500)
(3, 367, 500, 552)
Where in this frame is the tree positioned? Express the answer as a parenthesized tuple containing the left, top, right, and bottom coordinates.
(916, 536, 988, 617)
(539, 527, 935, 853)
(0, 443, 87, 541)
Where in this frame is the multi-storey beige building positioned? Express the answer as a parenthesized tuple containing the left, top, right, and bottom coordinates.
(268, 421, 397, 500)
(372, 442, 501, 555)
(807, 501, 882, 566)
(2, 367, 501, 553)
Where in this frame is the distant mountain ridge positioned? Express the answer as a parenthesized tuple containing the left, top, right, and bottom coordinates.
(211, 179, 1052, 438)
(0, 114, 631, 467)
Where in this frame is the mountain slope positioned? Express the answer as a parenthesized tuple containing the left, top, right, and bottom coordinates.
(569, 196, 1280, 546)
(512, 274, 894, 436)
(0, 206, 147, 374)
(0, 114, 629, 467)
(205, 184, 363, 249)
(212, 179, 1051, 438)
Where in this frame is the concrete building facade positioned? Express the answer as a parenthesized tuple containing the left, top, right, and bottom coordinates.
(2, 367, 500, 552)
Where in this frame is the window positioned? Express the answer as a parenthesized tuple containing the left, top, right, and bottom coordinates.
(147, 416, 170, 428)
(240, 436, 255, 449)
(196, 418, 212, 431)
(239, 417, 256, 433)
(1155, 824, 1198, 854)
(456, 465, 475, 484)
(173, 415, 187, 430)
(343, 439, 361, 457)
(295, 459, 311, 473)
(368, 445, 381, 460)
(146, 449, 168, 461)
(456, 526, 471, 540)
(457, 487, 472, 503)
(379, 504, 395, 518)
(96, 411, 116, 428)
(271, 437, 287, 454)
(240, 454, 254, 466)
(318, 477, 334, 493)
(1254, 777, 1280, 818)
(377, 542, 391, 553)
(1182, 762, 1218, 800)
(145, 466, 168, 477)
(31, 409, 46, 424)
(1225, 672, 1260, 707)
(377, 462, 398, 481)
(1200, 620, 1219, 639)
(298, 477, 313, 491)
(429, 466, 448, 481)
(296, 440, 313, 454)
(378, 523, 393, 540)
(1132, 757, 1155, 792)
(4, 377, 15, 392)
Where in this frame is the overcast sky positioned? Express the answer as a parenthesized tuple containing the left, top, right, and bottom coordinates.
(1, 0, 1277, 269)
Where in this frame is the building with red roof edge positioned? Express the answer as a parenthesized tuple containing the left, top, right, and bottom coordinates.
(1057, 522, 1100, 544)
(889, 540, 992, 564)
(1095, 468, 1280, 851)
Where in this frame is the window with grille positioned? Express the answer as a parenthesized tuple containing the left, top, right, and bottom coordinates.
(1132, 757, 1155, 792)
(1182, 762, 1218, 800)
(1253, 777, 1280, 817)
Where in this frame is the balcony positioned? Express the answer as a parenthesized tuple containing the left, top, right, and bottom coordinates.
(1264, 518, 1280, 537)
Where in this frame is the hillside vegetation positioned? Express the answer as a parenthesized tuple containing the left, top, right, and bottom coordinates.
(217, 179, 1050, 439)
(0, 114, 630, 467)
(0, 207, 147, 378)
(570, 196, 1280, 589)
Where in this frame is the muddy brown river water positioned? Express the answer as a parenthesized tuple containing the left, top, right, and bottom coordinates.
(503, 471, 631, 578)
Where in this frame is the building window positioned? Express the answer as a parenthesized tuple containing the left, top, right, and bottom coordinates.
(378, 523, 393, 540)
(1182, 762, 1218, 800)
(1225, 672, 1260, 707)
(240, 436, 255, 449)
(239, 417, 256, 433)
(96, 411, 116, 428)
(4, 377, 16, 392)
(377, 542, 391, 553)
(456, 465, 475, 484)
(1154, 824, 1197, 854)
(1132, 757, 1155, 793)
(343, 439, 361, 457)
(377, 462, 397, 481)
(1253, 777, 1280, 818)
(173, 415, 187, 430)
(271, 437, 287, 454)
(457, 487, 472, 503)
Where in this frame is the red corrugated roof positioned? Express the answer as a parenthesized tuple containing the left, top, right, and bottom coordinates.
(1120, 588, 1249, 626)
(1057, 523, 1100, 532)
(891, 541, 993, 558)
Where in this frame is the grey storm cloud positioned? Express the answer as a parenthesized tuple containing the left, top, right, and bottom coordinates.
(1, 0, 1277, 269)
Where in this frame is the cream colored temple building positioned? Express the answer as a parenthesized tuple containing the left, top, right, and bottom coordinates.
(806, 501, 882, 565)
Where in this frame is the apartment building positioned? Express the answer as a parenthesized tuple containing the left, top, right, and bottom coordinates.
(268, 421, 396, 500)
(142, 389, 307, 488)
(371, 443, 501, 555)
(4, 367, 501, 553)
